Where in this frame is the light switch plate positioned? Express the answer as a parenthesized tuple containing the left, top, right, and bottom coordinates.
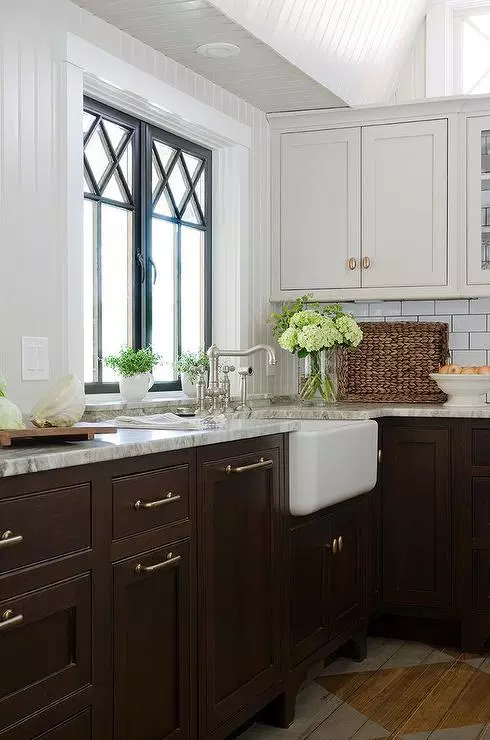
(22, 337, 49, 381)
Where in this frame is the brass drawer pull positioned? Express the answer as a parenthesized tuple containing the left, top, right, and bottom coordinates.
(0, 609, 24, 631)
(338, 536, 343, 553)
(332, 538, 338, 555)
(347, 257, 357, 271)
(0, 530, 23, 549)
(134, 552, 181, 575)
(225, 457, 273, 475)
(134, 492, 181, 510)
(362, 256, 371, 269)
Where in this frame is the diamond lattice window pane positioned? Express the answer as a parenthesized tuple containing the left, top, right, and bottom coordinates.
(183, 152, 201, 180)
(84, 172, 94, 194)
(154, 142, 175, 172)
(168, 161, 188, 211)
(83, 112, 96, 135)
(104, 121, 127, 151)
(152, 155, 161, 198)
(103, 173, 128, 203)
(154, 188, 175, 217)
(85, 128, 111, 185)
(182, 198, 201, 225)
(118, 145, 133, 195)
(194, 171, 206, 213)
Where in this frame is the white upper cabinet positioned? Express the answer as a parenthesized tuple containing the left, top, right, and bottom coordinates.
(361, 120, 448, 289)
(273, 127, 361, 296)
(467, 115, 490, 286)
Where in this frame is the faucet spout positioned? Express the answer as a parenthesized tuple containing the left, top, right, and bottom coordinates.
(205, 343, 276, 414)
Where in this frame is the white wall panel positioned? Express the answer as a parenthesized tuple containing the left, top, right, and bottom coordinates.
(391, 18, 427, 103)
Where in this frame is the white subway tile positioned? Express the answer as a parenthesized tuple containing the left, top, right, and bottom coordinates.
(369, 301, 401, 317)
(470, 332, 490, 349)
(453, 314, 487, 332)
(449, 333, 469, 350)
(385, 316, 418, 323)
(419, 315, 451, 325)
(453, 350, 487, 366)
(402, 300, 435, 315)
(435, 299, 469, 314)
(342, 302, 369, 317)
(470, 298, 490, 314)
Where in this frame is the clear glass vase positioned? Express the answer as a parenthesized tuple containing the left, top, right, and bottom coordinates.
(298, 349, 337, 403)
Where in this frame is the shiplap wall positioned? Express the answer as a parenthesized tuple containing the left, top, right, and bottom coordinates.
(391, 16, 427, 103)
(0, 0, 273, 409)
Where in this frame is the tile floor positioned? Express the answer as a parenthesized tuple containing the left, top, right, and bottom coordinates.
(238, 638, 490, 740)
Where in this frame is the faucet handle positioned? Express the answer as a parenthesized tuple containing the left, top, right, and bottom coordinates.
(238, 366, 253, 377)
(221, 365, 236, 375)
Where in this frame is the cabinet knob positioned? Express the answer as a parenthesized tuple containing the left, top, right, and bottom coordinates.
(362, 256, 371, 269)
(338, 536, 343, 553)
(347, 257, 357, 271)
(332, 538, 338, 555)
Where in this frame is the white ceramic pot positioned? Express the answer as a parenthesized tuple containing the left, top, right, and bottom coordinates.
(119, 373, 154, 403)
(181, 373, 197, 398)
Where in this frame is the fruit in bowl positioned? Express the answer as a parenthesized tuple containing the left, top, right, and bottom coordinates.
(430, 366, 490, 406)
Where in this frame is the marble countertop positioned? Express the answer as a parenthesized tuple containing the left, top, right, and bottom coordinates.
(247, 402, 490, 420)
(0, 420, 298, 478)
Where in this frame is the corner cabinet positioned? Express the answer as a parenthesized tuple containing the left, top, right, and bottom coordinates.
(271, 113, 452, 301)
(467, 115, 490, 287)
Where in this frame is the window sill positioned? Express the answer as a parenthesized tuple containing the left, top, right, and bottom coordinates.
(85, 391, 190, 411)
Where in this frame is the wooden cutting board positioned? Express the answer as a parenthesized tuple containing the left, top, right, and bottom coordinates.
(0, 425, 117, 448)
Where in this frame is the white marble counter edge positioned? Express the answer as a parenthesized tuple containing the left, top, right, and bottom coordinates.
(248, 404, 490, 420)
(0, 420, 298, 478)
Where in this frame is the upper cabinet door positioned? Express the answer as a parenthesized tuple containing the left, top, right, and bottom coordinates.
(275, 128, 361, 295)
(361, 120, 448, 289)
(467, 115, 490, 286)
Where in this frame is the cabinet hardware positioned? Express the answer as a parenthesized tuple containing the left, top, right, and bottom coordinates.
(0, 530, 23, 549)
(332, 538, 338, 555)
(362, 256, 371, 269)
(0, 609, 24, 631)
(225, 457, 273, 475)
(338, 536, 343, 553)
(134, 493, 181, 510)
(134, 552, 181, 575)
(347, 257, 357, 271)
(378, 449, 382, 464)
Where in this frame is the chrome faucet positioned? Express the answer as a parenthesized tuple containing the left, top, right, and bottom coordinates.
(203, 344, 276, 415)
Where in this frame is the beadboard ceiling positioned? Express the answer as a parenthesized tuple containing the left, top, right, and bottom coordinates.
(72, 0, 347, 112)
(207, 0, 430, 105)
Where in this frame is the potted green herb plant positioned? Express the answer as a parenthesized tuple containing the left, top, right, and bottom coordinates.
(176, 350, 210, 397)
(104, 347, 161, 403)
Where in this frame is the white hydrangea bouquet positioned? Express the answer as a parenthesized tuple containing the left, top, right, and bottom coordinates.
(270, 296, 363, 402)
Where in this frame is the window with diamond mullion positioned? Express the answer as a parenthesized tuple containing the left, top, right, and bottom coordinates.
(83, 97, 212, 392)
(146, 125, 211, 385)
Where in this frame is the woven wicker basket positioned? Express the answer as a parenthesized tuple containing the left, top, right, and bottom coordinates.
(337, 322, 449, 404)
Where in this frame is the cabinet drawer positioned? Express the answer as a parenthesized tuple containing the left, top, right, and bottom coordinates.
(33, 710, 92, 740)
(0, 484, 91, 574)
(113, 465, 190, 540)
(0, 574, 91, 731)
(472, 479, 490, 543)
(472, 428, 490, 466)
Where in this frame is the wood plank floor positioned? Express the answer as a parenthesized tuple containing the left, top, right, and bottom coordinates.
(238, 638, 490, 740)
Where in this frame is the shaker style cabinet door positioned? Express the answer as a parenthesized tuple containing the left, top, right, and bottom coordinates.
(361, 120, 448, 289)
(467, 115, 490, 286)
(274, 127, 361, 295)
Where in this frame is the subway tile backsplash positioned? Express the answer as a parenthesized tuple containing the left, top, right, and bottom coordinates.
(340, 299, 490, 365)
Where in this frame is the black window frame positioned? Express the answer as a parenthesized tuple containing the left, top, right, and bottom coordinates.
(83, 97, 212, 394)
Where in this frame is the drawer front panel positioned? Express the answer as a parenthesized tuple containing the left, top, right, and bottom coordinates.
(472, 429, 490, 467)
(472, 478, 490, 543)
(33, 710, 92, 740)
(0, 484, 91, 574)
(113, 465, 189, 540)
(0, 574, 91, 731)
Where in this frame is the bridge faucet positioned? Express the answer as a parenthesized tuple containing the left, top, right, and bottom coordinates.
(206, 344, 276, 414)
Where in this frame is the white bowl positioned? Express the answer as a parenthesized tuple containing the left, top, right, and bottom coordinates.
(429, 373, 490, 407)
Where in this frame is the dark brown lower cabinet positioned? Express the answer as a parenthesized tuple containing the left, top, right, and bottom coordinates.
(32, 711, 92, 740)
(382, 423, 454, 613)
(288, 497, 365, 669)
(113, 540, 192, 740)
(197, 437, 285, 739)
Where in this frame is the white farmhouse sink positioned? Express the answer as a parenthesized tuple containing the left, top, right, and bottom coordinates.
(289, 420, 378, 516)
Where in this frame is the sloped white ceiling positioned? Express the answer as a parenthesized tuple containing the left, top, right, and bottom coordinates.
(207, 0, 429, 105)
